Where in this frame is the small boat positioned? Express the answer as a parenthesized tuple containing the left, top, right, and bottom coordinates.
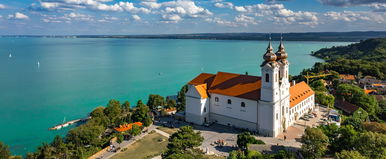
(37, 61, 40, 68)
(9, 53, 12, 58)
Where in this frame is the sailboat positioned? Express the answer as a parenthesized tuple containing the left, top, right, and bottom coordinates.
(62, 117, 69, 127)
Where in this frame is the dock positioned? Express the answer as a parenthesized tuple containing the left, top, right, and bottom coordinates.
(49, 116, 91, 130)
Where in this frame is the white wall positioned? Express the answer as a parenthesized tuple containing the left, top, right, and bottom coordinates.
(185, 85, 209, 125)
(288, 95, 315, 126)
(209, 94, 258, 124)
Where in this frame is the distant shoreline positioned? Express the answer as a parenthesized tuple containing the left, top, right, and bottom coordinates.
(2, 31, 386, 42)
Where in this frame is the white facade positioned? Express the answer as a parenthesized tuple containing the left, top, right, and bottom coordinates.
(184, 41, 315, 137)
(209, 94, 258, 131)
(185, 85, 209, 125)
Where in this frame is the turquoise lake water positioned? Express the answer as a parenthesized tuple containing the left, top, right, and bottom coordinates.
(0, 38, 350, 155)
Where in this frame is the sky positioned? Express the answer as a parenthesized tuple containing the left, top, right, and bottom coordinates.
(0, 0, 386, 35)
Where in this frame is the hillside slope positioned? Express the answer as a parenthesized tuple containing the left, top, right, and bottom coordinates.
(312, 38, 386, 62)
(311, 38, 386, 79)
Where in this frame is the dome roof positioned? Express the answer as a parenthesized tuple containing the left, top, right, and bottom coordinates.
(263, 41, 277, 62)
(275, 38, 288, 60)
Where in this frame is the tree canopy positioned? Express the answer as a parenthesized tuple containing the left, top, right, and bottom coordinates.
(236, 132, 264, 149)
(0, 142, 10, 159)
(131, 104, 152, 126)
(301, 127, 329, 158)
(163, 126, 203, 158)
(147, 94, 165, 110)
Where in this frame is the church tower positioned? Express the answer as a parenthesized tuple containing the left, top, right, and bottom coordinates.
(258, 37, 282, 137)
(275, 35, 291, 133)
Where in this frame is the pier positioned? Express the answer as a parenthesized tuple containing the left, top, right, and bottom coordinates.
(49, 117, 91, 130)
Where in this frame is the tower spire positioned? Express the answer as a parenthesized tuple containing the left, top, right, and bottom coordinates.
(263, 33, 277, 64)
(275, 33, 288, 61)
(267, 33, 273, 53)
(278, 33, 285, 52)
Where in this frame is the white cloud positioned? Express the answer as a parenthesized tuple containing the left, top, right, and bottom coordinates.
(233, 3, 319, 26)
(162, 14, 182, 22)
(66, 12, 93, 21)
(235, 14, 258, 25)
(0, 4, 6, 9)
(369, 3, 386, 12)
(161, 1, 212, 18)
(8, 12, 29, 20)
(132, 14, 141, 21)
(205, 17, 237, 27)
(140, 1, 162, 9)
(38, 0, 150, 13)
(146, 0, 213, 23)
(324, 11, 386, 23)
(214, 2, 233, 9)
(234, 6, 247, 12)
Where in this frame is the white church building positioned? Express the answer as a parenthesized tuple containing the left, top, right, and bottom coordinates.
(185, 39, 315, 137)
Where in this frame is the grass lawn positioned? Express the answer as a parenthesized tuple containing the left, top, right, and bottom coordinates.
(111, 132, 168, 159)
(156, 126, 178, 135)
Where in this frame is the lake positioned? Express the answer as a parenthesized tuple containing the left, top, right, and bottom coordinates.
(0, 38, 350, 155)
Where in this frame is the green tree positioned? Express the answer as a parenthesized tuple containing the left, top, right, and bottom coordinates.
(355, 131, 386, 159)
(378, 99, 386, 121)
(361, 122, 386, 134)
(301, 127, 329, 158)
(104, 99, 122, 125)
(228, 150, 245, 159)
(335, 150, 366, 159)
(236, 132, 264, 149)
(131, 104, 152, 126)
(336, 84, 378, 116)
(319, 124, 340, 150)
(310, 79, 328, 92)
(90, 107, 109, 127)
(129, 124, 142, 136)
(136, 100, 145, 107)
(166, 99, 177, 109)
(334, 125, 358, 151)
(121, 101, 130, 113)
(315, 91, 335, 107)
(0, 142, 11, 159)
(176, 85, 188, 112)
(164, 126, 203, 157)
(116, 133, 124, 144)
(147, 94, 165, 110)
(66, 123, 104, 146)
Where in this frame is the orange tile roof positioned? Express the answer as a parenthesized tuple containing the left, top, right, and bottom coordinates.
(188, 73, 216, 86)
(188, 72, 313, 103)
(372, 83, 384, 87)
(364, 89, 377, 94)
(289, 81, 314, 108)
(208, 72, 261, 100)
(114, 122, 142, 132)
(339, 74, 355, 80)
(165, 107, 177, 112)
(195, 84, 208, 98)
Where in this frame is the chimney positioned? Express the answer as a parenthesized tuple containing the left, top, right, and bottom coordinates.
(292, 80, 296, 86)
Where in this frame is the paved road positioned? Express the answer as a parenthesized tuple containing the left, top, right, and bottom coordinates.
(91, 125, 159, 159)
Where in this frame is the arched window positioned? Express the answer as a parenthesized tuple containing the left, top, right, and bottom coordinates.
(227, 99, 232, 104)
(241, 102, 246, 107)
(265, 73, 269, 82)
(215, 97, 219, 102)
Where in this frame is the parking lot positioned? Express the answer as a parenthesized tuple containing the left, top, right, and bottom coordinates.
(154, 105, 330, 156)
